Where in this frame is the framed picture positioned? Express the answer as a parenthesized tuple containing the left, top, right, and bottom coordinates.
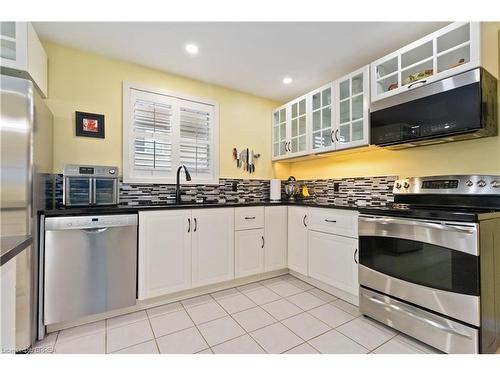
(75, 111, 105, 138)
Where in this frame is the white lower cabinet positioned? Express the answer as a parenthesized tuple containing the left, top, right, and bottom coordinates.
(191, 208, 235, 287)
(138, 210, 191, 299)
(264, 206, 287, 271)
(287, 206, 309, 275)
(308, 230, 359, 296)
(235, 228, 264, 278)
(0, 257, 17, 352)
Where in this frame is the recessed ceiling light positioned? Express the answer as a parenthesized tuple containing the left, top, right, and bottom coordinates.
(185, 43, 199, 55)
(283, 76, 293, 84)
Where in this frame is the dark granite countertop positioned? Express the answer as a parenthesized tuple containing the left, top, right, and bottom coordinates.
(1, 235, 33, 266)
(39, 200, 360, 217)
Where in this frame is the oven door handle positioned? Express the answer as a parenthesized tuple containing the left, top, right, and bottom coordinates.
(359, 216, 476, 234)
(364, 294, 473, 339)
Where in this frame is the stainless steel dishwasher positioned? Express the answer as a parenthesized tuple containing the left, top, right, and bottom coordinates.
(41, 214, 138, 327)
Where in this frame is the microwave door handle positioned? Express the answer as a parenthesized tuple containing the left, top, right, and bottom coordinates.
(364, 294, 473, 339)
(359, 216, 475, 234)
(407, 80, 427, 89)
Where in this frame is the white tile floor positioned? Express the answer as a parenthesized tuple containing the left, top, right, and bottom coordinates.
(32, 274, 443, 354)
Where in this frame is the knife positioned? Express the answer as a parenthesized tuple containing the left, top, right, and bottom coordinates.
(248, 150, 253, 174)
(241, 150, 246, 170)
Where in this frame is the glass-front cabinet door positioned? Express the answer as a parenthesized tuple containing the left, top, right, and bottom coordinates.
(272, 105, 288, 159)
(0, 22, 27, 70)
(370, 22, 480, 102)
(335, 65, 370, 150)
(289, 96, 308, 156)
(310, 83, 334, 153)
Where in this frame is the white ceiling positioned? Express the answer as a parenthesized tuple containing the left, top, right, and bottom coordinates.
(33, 22, 448, 102)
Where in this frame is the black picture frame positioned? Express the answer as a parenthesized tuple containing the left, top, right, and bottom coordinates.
(75, 111, 105, 139)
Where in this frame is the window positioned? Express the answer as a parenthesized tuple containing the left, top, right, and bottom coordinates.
(123, 82, 219, 184)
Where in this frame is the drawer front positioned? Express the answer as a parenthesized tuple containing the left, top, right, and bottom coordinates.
(308, 208, 358, 238)
(235, 207, 265, 230)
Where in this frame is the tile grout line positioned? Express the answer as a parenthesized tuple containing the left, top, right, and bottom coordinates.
(145, 309, 161, 354)
(209, 290, 268, 353)
(181, 301, 212, 353)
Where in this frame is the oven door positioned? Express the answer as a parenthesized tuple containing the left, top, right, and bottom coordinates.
(358, 215, 480, 326)
(93, 178, 118, 205)
(64, 177, 92, 206)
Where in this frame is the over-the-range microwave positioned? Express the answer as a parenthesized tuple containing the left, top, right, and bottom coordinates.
(370, 68, 498, 149)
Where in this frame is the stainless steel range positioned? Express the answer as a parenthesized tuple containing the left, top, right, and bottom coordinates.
(358, 175, 500, 354)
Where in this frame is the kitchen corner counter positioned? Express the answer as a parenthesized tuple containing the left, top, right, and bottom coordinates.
(39, 200, 362, 217)
(1, 235, 32, 266)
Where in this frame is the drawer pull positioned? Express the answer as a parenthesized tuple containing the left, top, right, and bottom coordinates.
(325, 219, 337, 223)
(244, 216, 256, 220)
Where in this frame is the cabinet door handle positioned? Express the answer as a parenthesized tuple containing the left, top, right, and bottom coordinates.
(330, 130, 334, 143)
(325, 219, 337, 223)
(188, 218, 191, 233)
(244, 216, 256, 220)
(303, 214, 307, 227)
(407, 80, 427, 89)
(261, 236, 265, 248)
(354, 249, 358, 264)
(194, 218, 197, 232)
(335, 129, 339, 142)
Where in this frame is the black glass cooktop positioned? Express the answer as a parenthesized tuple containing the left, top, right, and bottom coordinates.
(358, 203, 499, 222)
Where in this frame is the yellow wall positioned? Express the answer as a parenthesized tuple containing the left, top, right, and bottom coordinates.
(43, 41, 281, 179)
(278, 24, 500, 180)
(44, 23, 500, 182)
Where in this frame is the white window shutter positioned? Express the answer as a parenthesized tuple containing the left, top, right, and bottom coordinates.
(123, 83, 219, 184)
(179, 101, 214, 177)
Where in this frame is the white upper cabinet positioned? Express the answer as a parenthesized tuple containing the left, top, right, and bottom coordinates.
(310, 83, 335, 153)
(335, 66, 370, 150)
(272, 66, 369, 159)
(272, 104, 289, 159)
(0, 22, 47, 97)
(371, 22, 482, 102)
(272, 95, 310, 160)
(288, 95, 309, 157)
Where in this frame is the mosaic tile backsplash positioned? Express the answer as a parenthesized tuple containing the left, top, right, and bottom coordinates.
(51, 174, 396, 207)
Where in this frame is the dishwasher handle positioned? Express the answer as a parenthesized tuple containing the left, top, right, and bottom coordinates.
(81, 228, 109, 234)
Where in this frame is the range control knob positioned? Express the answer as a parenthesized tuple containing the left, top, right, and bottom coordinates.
(491, 180, 500, 188)
(465, 180, 474, 187)
(109, 169, 116, 175)
(403, 182, 410, 189)
(395, 182, 402, 189)
(477, 179, 487, 188)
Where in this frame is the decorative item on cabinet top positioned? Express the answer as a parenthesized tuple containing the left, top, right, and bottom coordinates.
(232, 147, 260, 173)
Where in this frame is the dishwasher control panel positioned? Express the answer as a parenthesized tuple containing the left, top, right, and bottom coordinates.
(45, 214, 138, 230)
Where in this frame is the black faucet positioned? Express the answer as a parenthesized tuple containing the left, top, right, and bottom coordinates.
(176, 165, 192, 203)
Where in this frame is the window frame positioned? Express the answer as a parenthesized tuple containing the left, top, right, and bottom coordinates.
(123, 81, 220, 185)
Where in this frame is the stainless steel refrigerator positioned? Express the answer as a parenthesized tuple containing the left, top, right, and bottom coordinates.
(0, 74, 53, 351)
